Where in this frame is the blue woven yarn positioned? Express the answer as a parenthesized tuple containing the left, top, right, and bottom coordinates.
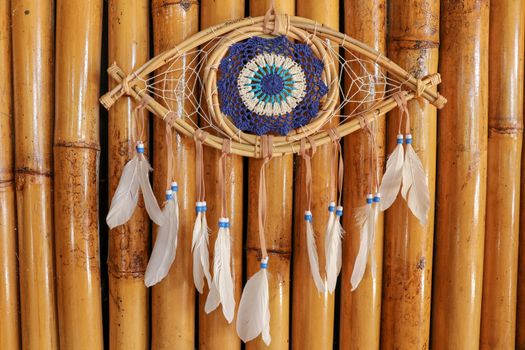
(218, 36, 328, 136)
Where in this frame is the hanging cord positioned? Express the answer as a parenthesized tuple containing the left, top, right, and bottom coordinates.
(132, 97, 148, 146)
(328, 129, 344, 206)
(219, 139, 232, 218)
(300, 137, 317, 212)
(393, 91, 410, 135)
(165, 123, 174, 191)
(194, 129, 209, 203)
(258, 135, 274, 260)
(359, 117, 380, 194)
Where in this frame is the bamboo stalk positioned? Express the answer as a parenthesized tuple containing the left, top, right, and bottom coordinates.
(0, 1, 20, 348)
(480, 1, 524, 348)
(339, 1, 386, 349)
(54, 0, 104, 348)
(292, 1, 338, 349)
(431, 1, 489, 348)
(11, 1, 59, 348)
(246, 3, 294, 349)
(381, 1, 439, 348)
(199, 2, 244, 349)
(151, 1, 199, 349)
(108, 0, 150, 349)
(519, 129, 525, 348)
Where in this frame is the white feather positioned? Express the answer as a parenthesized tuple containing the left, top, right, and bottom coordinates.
(305, 212, 326, 293)
(192, 210, 204, 293)
(144, 190, 179, 287)
(351, 201, 374, 291)
(325, 207, 344, 293)
(368, 201, 381, 280)
(236, 262, 271, 345)
(324, 205, 335, 249)
(379, 136, 404, 211)
(205, 219, 236, 323)
(137, 154, 165, 226)
(192, 203, 212, 293)
(402, 141, 430, 225)
(106, 155, 140, 229)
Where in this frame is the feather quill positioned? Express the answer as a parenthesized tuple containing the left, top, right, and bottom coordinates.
(192, 202, 212, 293)
(205, 218, 236, 323)
(351, 195, 374, 291)
(379, 134, 404, 211)
(236, 258, 271, 345)
(401, 134, 430, 224)
(305, 211, 326, 293)
(325, 206, 344, 293)
(106, 155, 140, 229)
(144, 186, 180, 287)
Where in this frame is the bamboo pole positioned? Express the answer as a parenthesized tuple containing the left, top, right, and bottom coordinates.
(199, 2, 244, 349)
(339, 1, 385, 349)
(291, 1, 338, 349)
(54, 0, 104, 348)
(246, 2, 294, 349)
(108, 1, 150, 349)
(0, 1, 20, 348)
(381, 1, 439, 348)
(480, 1, 524, 348)
(12, 1, 59, 348)
(519, 125, 525, 348)
(151, 1, 199, 349)
(431, 1, 489, 348)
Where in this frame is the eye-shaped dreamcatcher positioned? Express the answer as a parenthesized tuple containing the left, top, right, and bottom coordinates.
(101, 8, 445, 346)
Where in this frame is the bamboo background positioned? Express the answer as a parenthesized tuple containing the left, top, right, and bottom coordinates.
(1, 0, 525, 349)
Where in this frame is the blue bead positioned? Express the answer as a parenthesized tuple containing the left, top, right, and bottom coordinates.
(328, 206, 335, 212)
(260, 262, 268, 269)
(373, 196, 380, 203)
(304, 214, 313, 222)
(219, 222, 230, 228)
(336, 210, 343, 216)
(405, 138, 413, 144)
(397, 138, 403, 144)
(171, 185, 178, 192)
(166, 194, 173, 200)
(136, 146, 145, 154)
(366, 198, 373, 204)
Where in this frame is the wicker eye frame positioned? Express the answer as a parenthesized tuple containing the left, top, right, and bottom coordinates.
(100, 14, 446, 158)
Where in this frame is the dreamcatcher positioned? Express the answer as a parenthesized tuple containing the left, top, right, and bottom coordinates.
(101, 6, 445, 345)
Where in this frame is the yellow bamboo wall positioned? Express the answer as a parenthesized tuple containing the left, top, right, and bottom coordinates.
(1, 1, 525, 349)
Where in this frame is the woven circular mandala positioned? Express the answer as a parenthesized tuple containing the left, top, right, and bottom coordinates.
(218, 36, 328, 136)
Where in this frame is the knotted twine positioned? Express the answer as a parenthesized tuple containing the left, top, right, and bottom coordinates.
(393, 91, 410, 135)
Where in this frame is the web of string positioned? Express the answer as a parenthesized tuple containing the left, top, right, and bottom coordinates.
(135, 31, 405, 144)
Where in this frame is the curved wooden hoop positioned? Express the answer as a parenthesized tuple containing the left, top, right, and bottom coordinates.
(100, 15, 446, 158)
